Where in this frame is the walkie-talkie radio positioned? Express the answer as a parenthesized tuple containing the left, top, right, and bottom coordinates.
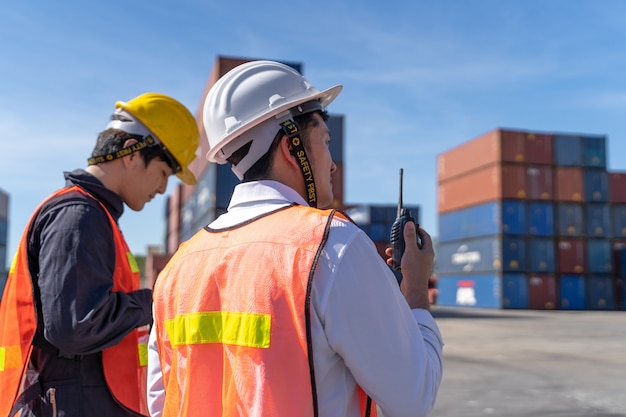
(390, 168, 418, 271)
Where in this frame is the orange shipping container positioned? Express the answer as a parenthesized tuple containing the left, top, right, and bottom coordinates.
(437, 129, 526, 182)
(554, 167, 584, 202)
(438, 163, 527, 213)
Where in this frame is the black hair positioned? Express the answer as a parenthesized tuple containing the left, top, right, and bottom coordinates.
(239, 110, 329, 182)
(90, 128, 172, 169)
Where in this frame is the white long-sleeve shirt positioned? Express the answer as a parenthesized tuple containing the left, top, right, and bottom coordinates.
(147, 180, 443, 417)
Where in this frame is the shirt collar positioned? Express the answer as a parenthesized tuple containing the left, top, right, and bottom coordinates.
(228, 180, 308, 209)
(209, 180, 307, 229)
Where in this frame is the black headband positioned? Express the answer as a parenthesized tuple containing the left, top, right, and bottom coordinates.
(280, 119, 317, 208)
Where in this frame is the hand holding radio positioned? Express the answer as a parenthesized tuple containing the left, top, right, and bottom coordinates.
(386, 169, 434, 309)
(390, 168, 420, 271)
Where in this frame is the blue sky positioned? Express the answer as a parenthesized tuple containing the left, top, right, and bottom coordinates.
(2, 1, 626, 267)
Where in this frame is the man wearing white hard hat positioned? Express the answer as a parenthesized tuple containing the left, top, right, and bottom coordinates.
(149, 61, 443, 417)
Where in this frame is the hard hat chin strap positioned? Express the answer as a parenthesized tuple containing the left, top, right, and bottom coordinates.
(87, 134, 181, 174)
(280, 120, 317, 208)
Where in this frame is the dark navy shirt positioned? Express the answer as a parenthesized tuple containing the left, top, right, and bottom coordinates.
(25, 169, 152, 416)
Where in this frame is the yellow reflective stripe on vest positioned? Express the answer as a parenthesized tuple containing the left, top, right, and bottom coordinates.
(8, 253, 18, 275)
(165, 312, 271, 348)
(138, 343, 148, 367)
(0, 345, 22, 371)
(126, 252, 139, 274)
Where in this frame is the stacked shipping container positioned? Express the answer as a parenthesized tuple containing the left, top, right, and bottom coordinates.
(437, 128, 626, 310)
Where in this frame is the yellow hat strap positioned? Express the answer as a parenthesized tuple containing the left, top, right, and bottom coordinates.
(280, 119, 317, 208)
(87, 134, 181, 174)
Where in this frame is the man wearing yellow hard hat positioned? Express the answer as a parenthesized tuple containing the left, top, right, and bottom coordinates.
(0, 93, 199, 417)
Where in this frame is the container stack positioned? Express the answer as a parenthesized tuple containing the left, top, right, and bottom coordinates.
(436, 128, 626, 310)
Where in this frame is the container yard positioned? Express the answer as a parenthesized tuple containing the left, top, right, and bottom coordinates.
(436, 128, 626, 310)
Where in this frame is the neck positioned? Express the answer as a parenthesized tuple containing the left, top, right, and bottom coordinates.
(85, 163, 122, 195)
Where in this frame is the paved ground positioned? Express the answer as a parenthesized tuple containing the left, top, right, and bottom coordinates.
(428, 306, 626, 417)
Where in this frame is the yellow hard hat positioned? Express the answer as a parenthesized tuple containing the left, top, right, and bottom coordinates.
(116, 93, 199, 185)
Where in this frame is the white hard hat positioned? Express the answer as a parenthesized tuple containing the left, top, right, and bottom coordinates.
(203, 60, 342, 179)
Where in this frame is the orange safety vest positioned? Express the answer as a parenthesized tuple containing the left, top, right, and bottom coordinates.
(0, 185, 149, 417)
(154, 204, 376, 417)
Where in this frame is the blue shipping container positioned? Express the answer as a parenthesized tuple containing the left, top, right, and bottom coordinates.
(439, 201, 526, 242)
(582, 136, 607, 168)
(437, 235, 527, 274)
(216, 163, 240, 209)
(368, 221, 393, 242)
(587, 239, 612, 274)
(436, 274, 502, 308)
(556, 203, 584, 237)
(527, 202, 554, 236)
(586, 204, 610, 238)
(559, 275, 586, 310)
(0, 219, 6, 245)
(587, 276, 614, 310)
(502, 273, 529, 309)
(554, 134, 583, 166)
(438, 202, 499, 242)
(584, 169, 609, 202)
(611, 205, 626, 238)
(348, 205, 419, 226)
(502, 236, 527, 272)
(326, 115, 344, 163)
(502, 200, 526, 235)
(437, 237, 501, 274)
(527, 237, 555, 272)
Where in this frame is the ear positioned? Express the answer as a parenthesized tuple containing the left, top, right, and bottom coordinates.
(277, 134, 300, 170)
(122, 138, 139, 149)
(121, 138, 140, 167)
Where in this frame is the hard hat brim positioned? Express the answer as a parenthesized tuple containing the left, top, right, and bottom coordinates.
(176, 166, 197, 185)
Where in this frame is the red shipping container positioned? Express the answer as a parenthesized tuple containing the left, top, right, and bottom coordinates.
(437, 129, 526, 182)
(609, 172, 626, 203)
(525, 132, 554, 164)
(615, 278, 625, 310)
(526, 165, 553, 200)
(528, 274, 558, 309)
(502, 164, 527, 199)
(611, 239, 626, 277)
(556, 238, 585, 274)
(438, 163, 527, 213)
(554, 167, 584, 202)
(499, 130, 527, 163)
